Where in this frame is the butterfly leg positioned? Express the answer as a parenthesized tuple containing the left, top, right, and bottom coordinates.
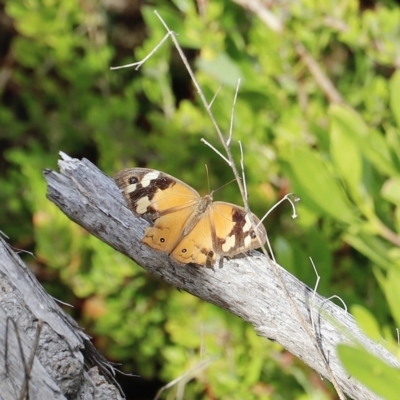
(205, 251, 216, 269)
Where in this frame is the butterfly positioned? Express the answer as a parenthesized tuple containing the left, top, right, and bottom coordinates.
(115, 168, 267, 267)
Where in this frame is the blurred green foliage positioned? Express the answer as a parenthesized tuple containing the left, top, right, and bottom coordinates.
(1, 0, 400, 398)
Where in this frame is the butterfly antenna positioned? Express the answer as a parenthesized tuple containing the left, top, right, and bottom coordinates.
(204, 165, 240, 195)
(213, 178, 239, 194)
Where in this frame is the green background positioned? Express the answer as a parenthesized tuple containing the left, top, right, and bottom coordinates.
(1, 0, 400, 398)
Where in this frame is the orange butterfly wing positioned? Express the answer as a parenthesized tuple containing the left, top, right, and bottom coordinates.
(142, 206, 196, 253)
(115, 168, 200, 218)
(170, 215, 215, 265)
(170, 202, 266, 266)
(211, 202, 266, 256)
(115, 168, 201, 253)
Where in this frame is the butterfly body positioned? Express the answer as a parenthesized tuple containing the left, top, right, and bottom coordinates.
(115, 168, 267, 267)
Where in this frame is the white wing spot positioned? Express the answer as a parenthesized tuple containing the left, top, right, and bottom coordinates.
(136, 196, 151, 214)
(126, 183, 137, 193)
(222, 235, 236, 252)
(141, 171, 160, 187)
(244, 234, 252, 248)
(243, 215, 252, 232)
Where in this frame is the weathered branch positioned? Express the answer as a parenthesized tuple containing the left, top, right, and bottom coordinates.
(0, 228, 124, 399)
(42, 153, 399, 400)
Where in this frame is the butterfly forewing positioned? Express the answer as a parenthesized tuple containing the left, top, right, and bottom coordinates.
(148, 178, 200, 214)
(115, 168, 200, 221)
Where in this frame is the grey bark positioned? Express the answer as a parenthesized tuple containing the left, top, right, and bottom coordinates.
(0, 196, 125, 398)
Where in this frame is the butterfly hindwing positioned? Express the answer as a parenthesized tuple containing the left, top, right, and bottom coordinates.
(170, 215, 215, 265)
(142, 206, 195, 253)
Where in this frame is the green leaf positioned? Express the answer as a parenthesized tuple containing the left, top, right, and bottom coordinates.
(329, 104, 378, 218)
(390, 70, 400, 129)
(384, 267, 400, 327)
(338, 344, 400, 400)
(329, 105, 396, 176)
(382, 177, 400, 205)
(330, 105, 363, 201)
(287, 146, 356, 224)
(197, 53, 243, 87)
(351, 305, 381, 342)
(344, 230, 394, 270)
(386, 127, 400, 172)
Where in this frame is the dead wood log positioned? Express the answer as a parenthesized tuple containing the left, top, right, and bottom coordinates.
(0, 227, 124, 399)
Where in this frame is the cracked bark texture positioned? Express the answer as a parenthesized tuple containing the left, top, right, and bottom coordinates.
(0, 203, 124, 398)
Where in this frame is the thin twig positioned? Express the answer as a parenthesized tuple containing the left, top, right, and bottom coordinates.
(110, 32, 172, 71)
(238, 141, 247, 199)
(208, 85, 223, 109)
(227, 79, 241, 146)
(231, 0, 283, 32)
(52, 297, 74, 307)
(294, 42, 343, 105)
(153, 358, 214, 400)
(255, 194, 299, 263)
(5, 317, 43, 400)
(153, 11, 248, 203)
(200, 139, 231, 166)
(19, 320, 43, 400)
(259, 193, 298, 225)
(324, 296, 348, 312)
(310, 258, 348, 336)
(0, 230, 10, 239)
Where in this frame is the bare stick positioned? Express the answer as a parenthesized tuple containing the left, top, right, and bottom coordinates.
(238, 141, 247, 199)
(232, 0, 283, 32)
(200, 138, 231, 166)
(237, 140, 276, 263)
(13, 248, 35, 257)
(110, 32, 172, 71)
(227, 79, 241, 146)
(208, 85, 223, 109)
(5, 318, 29, 399)
(52, 297, 74, 307)
(310, 257, 348, 336)
(295, 42, 343, 105)
(153, 11, 248, 204)
(153, 358, 214, 400)
(19, 320, 43, 400)
(0, 230, 10, 239)
(259, 194, 299, 226)
(155, 16, 346, 399)
(205, 164, 210, 194)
